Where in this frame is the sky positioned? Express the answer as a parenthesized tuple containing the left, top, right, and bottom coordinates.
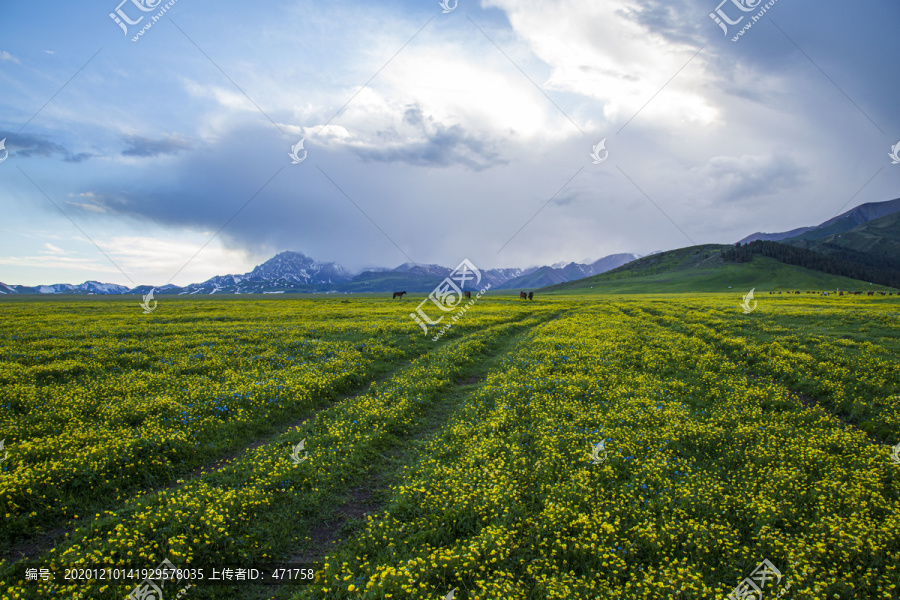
(0, 0, 898, 287)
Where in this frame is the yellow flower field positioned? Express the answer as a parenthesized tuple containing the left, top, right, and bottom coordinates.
(1, 295, 898, 599)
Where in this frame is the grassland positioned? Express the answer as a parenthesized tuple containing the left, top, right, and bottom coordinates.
(545, 248, 897, 294)
(1, 294, 898, 599)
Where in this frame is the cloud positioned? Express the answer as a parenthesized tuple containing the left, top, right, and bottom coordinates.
(550, 187, 583, 207)
(65, 191, 133, 215)
(41, 243, 68, 255)
(349, 105, 506, 171)
(296, 101, 507, 171)
(692, 154, 807, 203)
(481, 0, 718, 127)
(0, 51, 20, 64)
(121, 133, 193, 157)
(0, 254, 114, 272)
(0, 131, 93, 162)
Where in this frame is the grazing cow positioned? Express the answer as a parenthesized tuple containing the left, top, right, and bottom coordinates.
(520, 292, 528, 300)
(464, 291, 471, 299)
(528, 291, 534, 301)
(839, 291, 844, 296)
(392, 291, 407, 299)
(868, 291, 874, 296)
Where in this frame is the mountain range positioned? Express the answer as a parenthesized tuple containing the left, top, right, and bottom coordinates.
(3, 196, 899, 296)
(0, 251, 640, 295)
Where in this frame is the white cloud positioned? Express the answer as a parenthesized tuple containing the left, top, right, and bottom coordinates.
(0, 51, 20, 64)
(41, 243, 67, 255)
(481, 0, 718, 127)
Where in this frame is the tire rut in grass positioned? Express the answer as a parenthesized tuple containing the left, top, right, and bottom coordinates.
(624, 304, 893, 447)
(1, 349, 434, 566)
(253, 320, 549, 600)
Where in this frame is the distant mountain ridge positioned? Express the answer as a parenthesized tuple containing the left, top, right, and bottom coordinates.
(738, 198, 900, 244)
(543, 197, 900, 294)
(496, 253, 640, 289)
(0, 280, 131, 295)
(0, 251, 640, 295)
(781, 210, 900, 261)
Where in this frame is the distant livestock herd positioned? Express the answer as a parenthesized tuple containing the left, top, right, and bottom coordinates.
(392, 291, 533, 299)
(767, 291, 895, 296)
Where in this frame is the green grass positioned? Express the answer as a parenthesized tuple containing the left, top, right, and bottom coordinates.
(544, 252, 895, 294)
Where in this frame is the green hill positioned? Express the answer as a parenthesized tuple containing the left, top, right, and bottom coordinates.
(542, 244, 894, 294)
(782, 211, 900, 259)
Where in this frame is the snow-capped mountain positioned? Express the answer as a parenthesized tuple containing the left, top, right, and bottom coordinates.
(391, 262, 451, 278)
(496, 253, 641, 289)
(247, 251, 352, 284)
(0, 280, 131, 295)
(0, 251, 641, 295)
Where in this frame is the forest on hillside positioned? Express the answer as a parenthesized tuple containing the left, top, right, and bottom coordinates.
(721, 240, 900, 289)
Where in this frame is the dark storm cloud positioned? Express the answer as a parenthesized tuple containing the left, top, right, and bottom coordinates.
(618, 0, 706, 47)
(121, 134, 192, 158)
(352, 106, 507, 172)
(0, 131, 93, 162)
